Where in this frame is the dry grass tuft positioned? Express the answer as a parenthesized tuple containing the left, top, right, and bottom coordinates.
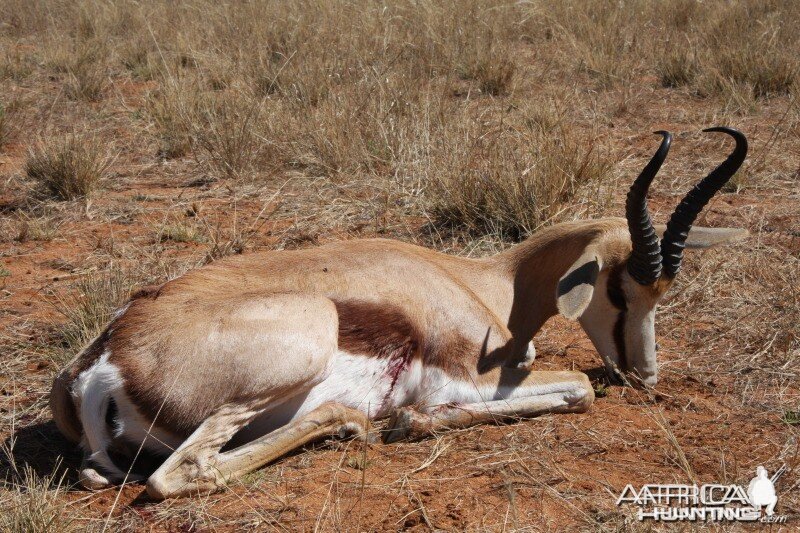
(193, 93, 265, 180)
(117, 34, 157, 80)
(0, 105, 11, 149)
(658, 48, 700, 89)
(427, 109, 614, 240)
(157, 217, 206, 244)
(52, 271, 136, 364)
(25, 134, 112, 200)
(44, 38, 110, 101)
(0, 464, 76, 533)
(0, 0, 797, 529)
(471, 55, 516, 97)
(145, 79, 199, 160)
(11, 211, 61, 243)
(64, 61, 107, 102)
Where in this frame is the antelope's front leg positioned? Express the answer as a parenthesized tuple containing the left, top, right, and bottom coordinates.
(145, 401, 267, 498)
(146, 401, 369, 499)
(505, 340, 537, 370)
(383, 370, 593, 443)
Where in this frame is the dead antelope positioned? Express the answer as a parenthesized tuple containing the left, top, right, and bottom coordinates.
(51, 127, 748, 499)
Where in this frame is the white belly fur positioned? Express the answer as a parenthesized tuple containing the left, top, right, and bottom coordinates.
(80, 349, 581, 454)
(235, 350, 580, 444)
(233, 351, 423, 442)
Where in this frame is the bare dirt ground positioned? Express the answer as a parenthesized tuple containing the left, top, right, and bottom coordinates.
(1, 1, 799, 531)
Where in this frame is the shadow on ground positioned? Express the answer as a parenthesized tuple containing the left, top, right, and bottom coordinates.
(1, 420, 82, 486)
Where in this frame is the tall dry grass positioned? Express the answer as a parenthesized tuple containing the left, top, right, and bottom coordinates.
(25, 134, 113, 200)
(52, 271, 137, 365)
(0, 464, 77, 533)
(4, 0, 795, 231)
(423, 102, 614, 239)
(538, 0, 799, 99)
(0, 105, 11, 149)
(0, 1, 797, 528)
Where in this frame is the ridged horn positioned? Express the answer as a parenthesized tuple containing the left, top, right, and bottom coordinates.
(626, 131, 671, 285)
(660, 127, 748, 278)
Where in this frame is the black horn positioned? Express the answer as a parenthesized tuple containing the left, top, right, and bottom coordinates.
(626, 131, 671, 285)
(660, 127, 747, 278)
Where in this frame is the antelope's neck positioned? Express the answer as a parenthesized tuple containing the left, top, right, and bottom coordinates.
(449, 222, 610, 343)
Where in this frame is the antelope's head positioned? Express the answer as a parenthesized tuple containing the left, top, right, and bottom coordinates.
(556, 127, 748, 386)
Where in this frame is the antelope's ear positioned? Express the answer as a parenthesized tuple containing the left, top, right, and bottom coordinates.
(655, 225, 749, 249)
(556, 250, 601, 320)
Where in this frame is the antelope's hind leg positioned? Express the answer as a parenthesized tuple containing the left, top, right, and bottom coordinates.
(140, 293, 369, 499)
(146, 401, 368, 499)
(384, 370, 593, 443)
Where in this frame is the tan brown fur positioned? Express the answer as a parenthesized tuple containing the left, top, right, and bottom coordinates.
(50, 327, 113, 443)
(55, 218, 635, 439)
(49, 370, 81, 444)
(51, 215, 748, 497)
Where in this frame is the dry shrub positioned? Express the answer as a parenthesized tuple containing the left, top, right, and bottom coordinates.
(0, 105, 11, 149)
(145, 78, 201, 159)
(451, 10, 519, 96)
(0, 465, 77, 533)
(53, 271, 135, 363)
(64, 61, 107, 102)
(457, 41, 517, 96)
(261, 58, 334, 108)
(117, 34, 157, 80)
(42, 38, 110, 101)
(25, 134, 112, 200)
(425, 105, 615, 240)
(282, 93, 386, 178)
(193, 93, 266, 180)
(146, 77, 268, 176)
(657, 48, 700, 89)
(473, 56, 516, 96)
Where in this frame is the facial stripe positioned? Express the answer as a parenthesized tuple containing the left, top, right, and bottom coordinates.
(606, 265, 629, 372)
(612, 311, 627, 372)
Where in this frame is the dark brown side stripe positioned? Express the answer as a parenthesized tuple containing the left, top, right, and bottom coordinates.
(332, 299, 422, 361)
(333, 299, 422, 412)
(332, 298, 471, 381)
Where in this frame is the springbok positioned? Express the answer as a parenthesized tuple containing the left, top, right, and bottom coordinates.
(51, 127, 748, 499)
